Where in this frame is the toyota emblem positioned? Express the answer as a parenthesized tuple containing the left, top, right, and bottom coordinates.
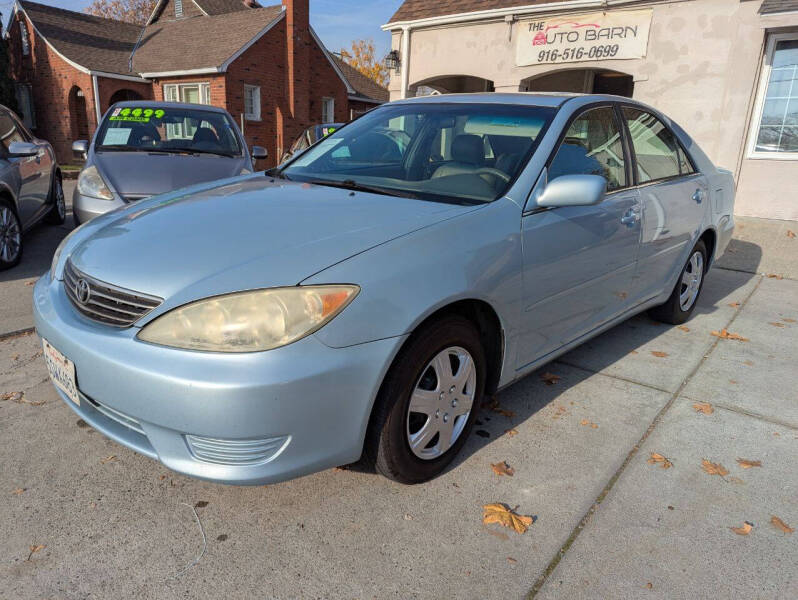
(75, 278, 91, 305)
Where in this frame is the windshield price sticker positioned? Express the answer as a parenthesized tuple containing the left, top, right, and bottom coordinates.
(516, 9, 652, 66)
(109, 107, 166, 123)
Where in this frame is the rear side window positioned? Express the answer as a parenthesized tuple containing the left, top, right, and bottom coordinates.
(548, 106, 627, 191)
(623, 108, 693, 183)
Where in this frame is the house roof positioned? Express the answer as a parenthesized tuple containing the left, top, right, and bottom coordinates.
(196, 0, 261, 15)
(17, 1, 143, 75)
(387, 0, 574, 24)
(759, 0, 798, 13)
(133, 4, 284, 75)
(332, 55, 389, 103)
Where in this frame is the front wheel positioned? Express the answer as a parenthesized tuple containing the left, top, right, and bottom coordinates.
(45, 173, 66, 225)
(0, 200, 23, 270)
(365, 316, 486, 484)
(649, 239, 707, 325)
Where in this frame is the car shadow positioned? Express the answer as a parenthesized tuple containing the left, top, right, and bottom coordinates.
(714, 238, 764, 276)
(0, 210, 75, 284)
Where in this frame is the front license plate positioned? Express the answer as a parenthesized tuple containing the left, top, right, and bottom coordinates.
(42, 339, 79, 406)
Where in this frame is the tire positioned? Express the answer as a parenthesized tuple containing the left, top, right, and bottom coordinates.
(365, 315, 486, 484)
(0, 199, 23, 271)
(649, 239, 707, 325)
(45, 172, 66, 225)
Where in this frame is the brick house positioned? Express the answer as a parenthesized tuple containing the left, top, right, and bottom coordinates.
(7, 0, 388, 165)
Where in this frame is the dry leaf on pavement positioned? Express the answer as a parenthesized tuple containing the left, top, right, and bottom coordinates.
(540, 372, 561, 386)
(100, 455, 117, 464)
(767, 273, 783, 279)
(11, 488, 25, 495)
(504, 429, 518, 437)
(728, 302, 741, 308)
(580, 419, 598, 429)
(507, 557, 517, 564)
(651, 351, 668, 358)
(647, 453, 673, 469)
(678, 325, 690, 332)
(482, 503, 535, 534)
(769, 322, 785, 328)
(730, 521, 753, 535)
(1, 391, 23, 402)
(26, 545, 46, 560)
(770, 516, 793, 534)
(783, 318, 796, 323)
(701, 459, 729, 477)
(491, 461, 515, 477)
(711, 329, 749, 342)
(736, 458, 762, 469)
(787, 230, 796, 239)
(693, 402, 714, 415)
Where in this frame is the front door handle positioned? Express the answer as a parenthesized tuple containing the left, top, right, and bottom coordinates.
(692, 189, 703, 203)
(621, 209, 640, 226)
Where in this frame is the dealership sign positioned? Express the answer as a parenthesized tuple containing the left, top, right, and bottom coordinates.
(516, 9, 653, 66)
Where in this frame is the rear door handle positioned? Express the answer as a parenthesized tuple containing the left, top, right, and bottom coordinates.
(692, 189, 703, 203)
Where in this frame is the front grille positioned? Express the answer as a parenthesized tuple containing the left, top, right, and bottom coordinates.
(63, 259, 163, 327)
(185, 434, 290, 466)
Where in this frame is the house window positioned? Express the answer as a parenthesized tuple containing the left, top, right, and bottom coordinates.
(748, 33, 798, 159)
(322, 97, 335, 123)
(14, 84, 35, 129)
(163, 82, 211, 105)
(244, 85, 261, 121)
(19, 21, 30, 56)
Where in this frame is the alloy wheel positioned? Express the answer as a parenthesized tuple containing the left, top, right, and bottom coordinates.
(406, 346, 476, 460)
(679, 251, 704, 311)
(0, 206, 21, 264)
(55, 178, 65, 220)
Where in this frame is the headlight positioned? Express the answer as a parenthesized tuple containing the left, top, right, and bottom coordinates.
(50, 226, 82, 282)
(137, 285, 359, 352)
(77, 165, 113, 200)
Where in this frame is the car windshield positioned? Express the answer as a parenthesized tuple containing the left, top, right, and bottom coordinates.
(279, 103, 555, 204)
(96, 106, 242, 157)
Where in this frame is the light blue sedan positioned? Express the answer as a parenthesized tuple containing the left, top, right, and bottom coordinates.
(34, 94, 735, 485)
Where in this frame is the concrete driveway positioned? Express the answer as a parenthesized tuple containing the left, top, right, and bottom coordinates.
(1, 201, 796, 599)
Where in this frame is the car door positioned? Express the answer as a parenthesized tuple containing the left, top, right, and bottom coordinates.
(14, 111, 54, 213)
(621, 107, 708, 301)
(517, 105, 641, 369)
(0, 109, 42, 226)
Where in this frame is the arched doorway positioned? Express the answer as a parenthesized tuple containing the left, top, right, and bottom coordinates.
(109, 88, 143, 105)
(521, 69, 634, 97)
(68, 86, 90, 141)
(411, 75, 495, 96)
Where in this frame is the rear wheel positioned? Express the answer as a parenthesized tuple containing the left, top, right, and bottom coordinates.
(649, 240, 707, 325)
(0, 200, 23, 270)
(365, 316, 486, 484)
(45, 172, 66, 225)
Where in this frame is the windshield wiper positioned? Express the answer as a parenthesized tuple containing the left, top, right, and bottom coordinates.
(158, 147, 237, 158)
(306, 178, 420, 199)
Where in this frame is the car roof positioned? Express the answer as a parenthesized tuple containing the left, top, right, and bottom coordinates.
(109, 100, 229, 113)
(392, 92, 643, 108)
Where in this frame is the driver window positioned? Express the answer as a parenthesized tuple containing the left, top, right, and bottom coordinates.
(548, 107, 626, 191)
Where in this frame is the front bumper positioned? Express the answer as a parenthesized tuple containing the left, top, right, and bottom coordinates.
(72, 187, 125, 224)
(33, 276, 404, 485)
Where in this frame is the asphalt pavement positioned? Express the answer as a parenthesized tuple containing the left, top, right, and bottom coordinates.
(1, 194, 796, 599)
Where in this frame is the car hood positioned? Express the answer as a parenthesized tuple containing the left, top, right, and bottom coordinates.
(93, 151, 249, 197)
(68, 176, 477, 312)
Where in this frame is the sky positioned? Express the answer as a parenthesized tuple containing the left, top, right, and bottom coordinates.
(1, 0, 401, 57)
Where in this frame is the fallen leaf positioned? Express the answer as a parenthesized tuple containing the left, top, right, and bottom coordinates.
(217, 534, 229, 542)
(728, 476, 745, 485)
(730, 521, 753, 535)
(677, 325, 690, 332)
(507, 557, 517, 564)
(729, 379, 738, 385)
(647, 453, 673, 469)
(482, 503, 535, 535)
(693, 402, 714, 415)
(493, 407, 515, 418)
(1, 391, 23, 402)
(736, 458, 761, 469)
(25, 280, 35, 286)
(540, 372, 561, 386)
(651, 351, 668, 358)
(766, 273, 783, 280)
(743, 360, 754, 366)
(491, 461, 515, 477)
(783, 318, 796, 323)
(728, 302, 741, 308)
(787, 230, 796, 239)
(12, 354, 19, 361)
(645, 582, 653, 590)
(11, 488, 26, 495)
(701, 459, 729, 477)
(194, 500, 209, 508)
(629, 350, 639, 355)
(481, 397, 499, 410)
(711, 329, 749, 342)
(505, 429, 519, 437)
(769, 322, 785, 328)
(770, 516, 793, 534)
(100, 455, 116, 464)
(580, 419, 598, 429)
(27, 544, 46, 560)
(159, 475, 166, 480)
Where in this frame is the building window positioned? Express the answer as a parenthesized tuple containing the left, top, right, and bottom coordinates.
(19, 21, 30, 56)
(244, 85, 261, 121)
(322, 97, 335, 124)
(749, 33, 798, 159)
(164, 82, 211, 105)
(14, 84, 35, 129)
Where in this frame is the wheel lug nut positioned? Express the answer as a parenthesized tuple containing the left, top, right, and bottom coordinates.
(435, 409, 440, 418)
(451, 399, 457, 407)
(449, 385, 456, 394)
(443, 414, 449, 423)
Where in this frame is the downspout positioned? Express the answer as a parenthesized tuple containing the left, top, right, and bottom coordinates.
(400, 25, 410, 99)
(92, 74, 102, 126)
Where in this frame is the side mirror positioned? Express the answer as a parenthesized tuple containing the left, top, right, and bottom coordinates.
(251, 146, 268, 161)
(72, 140, 89, 160)
(7, 141, 38, 158)
(537, 174, 607, 208)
